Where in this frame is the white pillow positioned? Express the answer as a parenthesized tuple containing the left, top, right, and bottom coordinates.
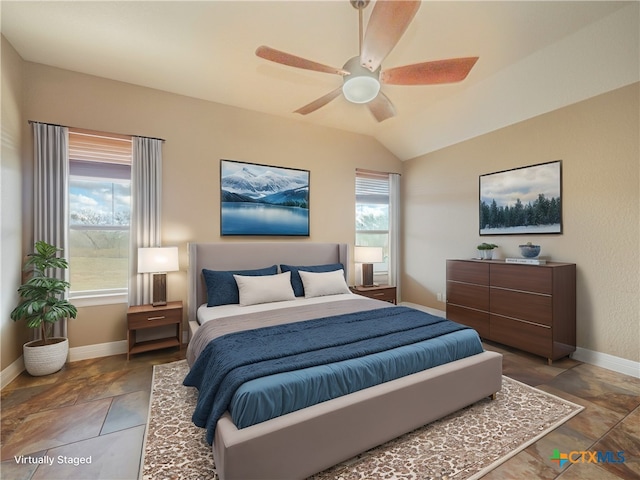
(233, 271, 296, 306)
(298, 269, 350, 298)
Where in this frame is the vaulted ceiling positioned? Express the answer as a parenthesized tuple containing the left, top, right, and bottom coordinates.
(2, 1, 638, 160)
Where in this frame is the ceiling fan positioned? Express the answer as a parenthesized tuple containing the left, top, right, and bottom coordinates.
(255, 0, 478, 122)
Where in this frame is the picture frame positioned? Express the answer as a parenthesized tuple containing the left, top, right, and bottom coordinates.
(479, 160, 562, 235)
(220, 159, 310, 236)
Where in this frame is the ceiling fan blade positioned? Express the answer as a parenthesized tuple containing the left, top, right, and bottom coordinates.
(367, 91, 396, 122)
(381, 57, 479, 85)
(256, 46, 350, 76)
(361, 0, 420, 72)
(294, 87, 343, 115)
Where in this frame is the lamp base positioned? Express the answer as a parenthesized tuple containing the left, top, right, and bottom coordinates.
(151, 273, 168, 307)
(362, 263, 375, 287)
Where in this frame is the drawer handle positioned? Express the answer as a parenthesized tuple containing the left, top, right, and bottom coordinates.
(147, 315, 166, 321)
(373, 293, 385, 296)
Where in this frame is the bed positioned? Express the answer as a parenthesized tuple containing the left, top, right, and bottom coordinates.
(186, 242, 502, 480)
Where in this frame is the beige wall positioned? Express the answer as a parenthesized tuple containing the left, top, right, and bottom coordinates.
(20, 62, 402, 351)
(401, 83, 639, 362)
(4, 45, 637, 369)
(1, 36, 30, 370)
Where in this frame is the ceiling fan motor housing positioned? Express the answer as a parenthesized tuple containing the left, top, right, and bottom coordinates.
(342, 56, 381, 104)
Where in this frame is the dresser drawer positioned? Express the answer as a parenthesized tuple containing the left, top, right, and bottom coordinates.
(447, 260, 489, 285)
(490, 315, 552, 358)
(128, 308, 181, 329)
(446, 304, 490, 338)
(490, 263, 552, 295)
(490, 288, 552, 326)
(447, 282, 489, 311)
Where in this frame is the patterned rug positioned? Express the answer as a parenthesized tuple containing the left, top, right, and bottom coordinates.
(142, 360, 583, 480)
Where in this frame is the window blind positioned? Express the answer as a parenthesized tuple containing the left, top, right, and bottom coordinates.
(69, 128, 132, 165)
(356, 170, 389, 205)
(69, 128, 132, 179)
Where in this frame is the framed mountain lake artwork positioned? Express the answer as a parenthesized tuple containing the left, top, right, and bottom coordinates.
(220, 159, 310, 236)
(479, 160, 562, 236)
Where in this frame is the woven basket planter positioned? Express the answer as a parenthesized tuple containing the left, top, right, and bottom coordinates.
(23, 337, 69, 376)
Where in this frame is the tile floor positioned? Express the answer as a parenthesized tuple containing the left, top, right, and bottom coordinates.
(1, 342, 638, 479)
(1, 348, 184, 480)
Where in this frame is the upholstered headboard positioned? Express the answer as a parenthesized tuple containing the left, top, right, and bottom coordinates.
(187, 242, 349, 321)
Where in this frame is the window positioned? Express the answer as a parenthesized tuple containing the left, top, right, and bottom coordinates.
(355, 170, 390, 284)
(68, 129, 132, 298)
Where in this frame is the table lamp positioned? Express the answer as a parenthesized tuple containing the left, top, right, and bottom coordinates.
(354, 246, 383, 287)
(138, 246, 179, 306)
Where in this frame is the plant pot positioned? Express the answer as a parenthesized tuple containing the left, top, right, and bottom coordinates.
(480, 250, 494, 260)
(23, 337, 69, 376)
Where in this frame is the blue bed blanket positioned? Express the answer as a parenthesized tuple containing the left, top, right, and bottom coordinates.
(184, 306, 472, 445)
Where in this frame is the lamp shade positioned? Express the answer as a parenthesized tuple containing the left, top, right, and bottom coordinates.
(354, 246, 383, 264)
(138, 247, 179, 273)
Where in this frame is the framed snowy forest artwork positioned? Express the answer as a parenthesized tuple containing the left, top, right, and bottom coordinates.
(479, 160, 562, 235)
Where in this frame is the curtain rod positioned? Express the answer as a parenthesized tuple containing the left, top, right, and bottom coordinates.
(27, 120, 166, 142)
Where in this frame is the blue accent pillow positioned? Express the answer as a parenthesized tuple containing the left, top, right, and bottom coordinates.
(202, 265, 278, 307)
(280, 263, 344, 297)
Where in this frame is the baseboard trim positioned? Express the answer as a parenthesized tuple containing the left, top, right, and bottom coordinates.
(400, 301, 446, 317)
(572, 347, 640, 379)
(69, 336, 188, 362)
(2, 337, 190, 389)
(68, 340, 128, 362)
(1, 355, 25, 389)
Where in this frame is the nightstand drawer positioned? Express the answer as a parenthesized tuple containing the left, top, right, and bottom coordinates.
(350, 285, 396, 304)
(365, 289, 395, 302)
(128, 308, 181, 329)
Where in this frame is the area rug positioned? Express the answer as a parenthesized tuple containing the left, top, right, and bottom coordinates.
(141, 360, 583, 480)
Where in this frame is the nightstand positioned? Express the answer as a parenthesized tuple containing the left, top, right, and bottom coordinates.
(350, 285, 397, 304)
(127, 301, 183, 360)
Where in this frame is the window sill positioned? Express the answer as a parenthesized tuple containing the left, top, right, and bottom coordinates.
(70, 292, 128, 308)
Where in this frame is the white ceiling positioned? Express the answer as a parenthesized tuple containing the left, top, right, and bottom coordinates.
(2, 1, 638, 160)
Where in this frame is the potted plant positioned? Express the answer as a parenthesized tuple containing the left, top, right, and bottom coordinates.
(477, 242, 499, 260)
(10, 241, 77, 376)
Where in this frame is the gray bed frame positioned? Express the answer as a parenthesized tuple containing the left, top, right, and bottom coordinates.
(188, 242, 503, 480)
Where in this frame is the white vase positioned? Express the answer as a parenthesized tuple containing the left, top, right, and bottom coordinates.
(482, 250, 494, 260)
(23, 337, 69, 376)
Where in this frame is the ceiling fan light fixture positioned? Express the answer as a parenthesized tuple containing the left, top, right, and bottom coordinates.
(342, 56, 381, 104)
(343, 76, 380, 104)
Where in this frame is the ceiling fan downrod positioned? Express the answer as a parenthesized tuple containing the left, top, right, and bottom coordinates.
(350, 0, 370, 56)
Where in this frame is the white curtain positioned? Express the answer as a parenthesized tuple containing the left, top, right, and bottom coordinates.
(388, 173, 401, 301)
(32, 122, 70, 338)
(129, 137, 163, 306)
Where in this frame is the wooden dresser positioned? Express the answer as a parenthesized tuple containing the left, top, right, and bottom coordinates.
(446, 259, 576, 363)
